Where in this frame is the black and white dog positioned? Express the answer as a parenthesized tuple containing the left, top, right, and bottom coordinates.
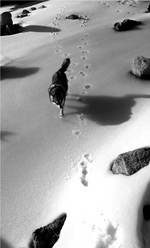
(48, 58, 70, 117)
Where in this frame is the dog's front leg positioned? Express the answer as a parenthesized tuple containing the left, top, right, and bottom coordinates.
(59, 99, 65, 117)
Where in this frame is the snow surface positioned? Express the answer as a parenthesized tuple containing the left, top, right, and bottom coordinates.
(1, 1, 150, 248)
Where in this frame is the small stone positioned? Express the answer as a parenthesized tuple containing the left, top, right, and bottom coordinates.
(111, 147, 150, 176)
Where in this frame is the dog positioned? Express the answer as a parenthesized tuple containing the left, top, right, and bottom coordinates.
(48, 58, 70, 117)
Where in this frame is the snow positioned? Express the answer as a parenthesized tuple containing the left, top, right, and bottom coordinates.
(1, 1, 150, 248)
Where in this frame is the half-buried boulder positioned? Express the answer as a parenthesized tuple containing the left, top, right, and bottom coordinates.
(111, 147, 150, 176)
(66, 14, 81, 20)
(114, 19, 142, 31)
(30, 213, 67, 248)
(131, 56, 150, 79)
(147, 4, 150, 13)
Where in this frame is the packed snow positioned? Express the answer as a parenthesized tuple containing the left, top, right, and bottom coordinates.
(1, 1, 150, 248)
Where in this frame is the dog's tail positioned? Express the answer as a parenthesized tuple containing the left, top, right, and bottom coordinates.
(60, 58, 71, 72)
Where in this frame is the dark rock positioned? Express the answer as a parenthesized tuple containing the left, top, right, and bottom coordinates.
(131, 56, 150, 79)
(30, 7, 37, 11)
(30, 213, 67, 248)
(1, 23, 22, 35)
(111, 147, 150, 176)
(143, 205, 150, 221)
(0, 11, 22, 35)
(147, 4, 150, 12)
(66, 14, 81, 20)
(17, 13, 28, 18)
(0, 11, 13, 27)
(114, 19, 142, 31)
(39, 5, 47, 9)
(22, 9, 30, 15)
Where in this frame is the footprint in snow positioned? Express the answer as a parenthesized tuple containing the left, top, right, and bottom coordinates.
(81, 90, 87, 95)
(84, 64, 91, 69)
(91, 220, 123, 248)
(62, 53, 71, 58)
(72, 129, 81, 138)
(82, 41, 88, 45)
(79, 71, 87, 77)
(77, 113, 87, 125)
(77, 45, 83, 49)
(79, 153, 93, 187)
(84, 84, 92, 90)
(67, 68, 74, 74)
(72, 62, 78, 67)
(69, 75, 76, 80)
(81, 56, 88, 60)
(81, 50, 90, 54)
(55, 49, 61, 53)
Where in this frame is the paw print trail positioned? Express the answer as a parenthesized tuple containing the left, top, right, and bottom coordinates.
(79, 153, 93, 187)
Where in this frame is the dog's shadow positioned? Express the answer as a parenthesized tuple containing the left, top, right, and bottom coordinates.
(66, 94, 150, 126)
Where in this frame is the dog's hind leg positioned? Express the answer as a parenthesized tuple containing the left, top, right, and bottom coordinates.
(60, 107, 64, 118)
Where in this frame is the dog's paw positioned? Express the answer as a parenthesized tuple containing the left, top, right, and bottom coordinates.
(60, 112, 64, 118)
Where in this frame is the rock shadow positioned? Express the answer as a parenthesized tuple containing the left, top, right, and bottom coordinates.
(137, 182, 150, 248)
(0, 237, 13, 248)
(1, 66, 39, 80)
(0, 131, 15, 141)
(23, 25, 61, 33)
(66, 94, 150, 126)
(129, 71, 150, 81)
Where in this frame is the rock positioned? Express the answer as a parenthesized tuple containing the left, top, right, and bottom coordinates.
(114, 19, 142, 31)
(22, 9, 30, 15)
(143, 205, 150, 221)
(30, 7, 37, 11)
(17, 13, 28, 18)
(0, 11, 15, 35)
(66, 14, 81, 20)
(39, 5, 47, 9)
(111, 147, 150, 176)
(30, 213, 67, 248)
(0, 11, 13, 27)
(131, 56, 150, 79)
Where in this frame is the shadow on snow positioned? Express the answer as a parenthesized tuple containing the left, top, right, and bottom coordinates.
(0, 131, 15, 141)
(23, 25, 61, 33)
(1, 66, 39, 80)
(0, 237, 13, 248)
(66, 94, 150, 126)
